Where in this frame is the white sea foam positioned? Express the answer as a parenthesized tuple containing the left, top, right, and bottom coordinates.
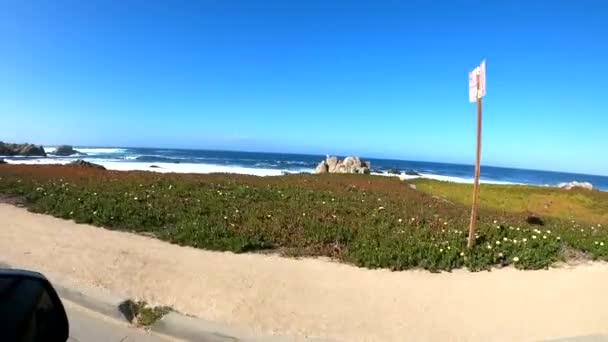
(97, 161, 288, 176)
(74, 148, 126, 154)
(372, 171, 521, 185)
(4, 158, 72, 165)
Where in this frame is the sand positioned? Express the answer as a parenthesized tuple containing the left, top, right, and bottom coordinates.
(1, 203, 608, 341)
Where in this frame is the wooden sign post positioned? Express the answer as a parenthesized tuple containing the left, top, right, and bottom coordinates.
(467, 60, 486, 248)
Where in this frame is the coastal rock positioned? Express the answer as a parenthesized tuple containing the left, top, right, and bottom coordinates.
(387, 168, 401, 175)
(404, 170, 421, 176)
(53, 145, 80, 156)
(0, 142, 46, 157)
(0, 159, 6, 164)
(326, 156, 339, 173)
(558, 181, 593, 191)
(149, 165, 162, 169)
(314, 156, 370, 175)
(68, 159, 106, 170)
(314, 160, 328, 174)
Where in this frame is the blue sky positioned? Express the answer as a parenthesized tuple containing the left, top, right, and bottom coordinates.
(1, 1, 607, 175)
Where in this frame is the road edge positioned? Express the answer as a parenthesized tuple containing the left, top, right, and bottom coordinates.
(0, 261, 330, 342)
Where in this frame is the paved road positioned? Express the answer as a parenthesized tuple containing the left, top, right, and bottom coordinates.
(63, 300, 178, 342)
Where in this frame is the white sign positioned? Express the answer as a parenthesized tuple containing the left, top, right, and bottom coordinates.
(469, 60, 486, 103)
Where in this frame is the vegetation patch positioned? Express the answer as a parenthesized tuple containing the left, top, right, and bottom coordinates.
(118, 299, 172, 326)
(1, 164, 608, 272)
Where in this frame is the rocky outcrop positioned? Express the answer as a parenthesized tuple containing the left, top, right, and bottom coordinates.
(0, 159, 6, 164)
(314, 156, 370, 174)
(0, 142, 46, 156)
(68, 159, 105, 170)
(53, 145, 80, 156)
(558, 181, 593, 190)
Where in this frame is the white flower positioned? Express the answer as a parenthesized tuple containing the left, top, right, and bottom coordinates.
(332, 214, 337, 219)
(581, 229, 585, 232)
(331, 198, 335, 201)
(235, 209, 239, 213)
(378, 206, 385, 211)
(447, 246, 451, 250)
(595, 241, 599, 245)
(443, 221, 448, 225)
(513, 257, 520, 262)
(398, 218, 403, 223)
(223, 216, 228, 220)
(493, 220, 498, 224)
(601, 242, 605, 246)
(498, 252, 503, 257)
(93, 211, 97, 215)
(523, 238, 528, 242)
(411, 217, 415, 221)
(503, 237, 508, 241)
(495, 241, 501, 245)
(543, 235, 547, 239)
(439, 248, 444, 253)
(322, 201, 326, 205)
(496, 225, 501, 229)
(302, 213, 306, 216)
(486, 244, 492, 249)
(556, 236, 561, 240)
(134, 197, 138, 200)
(516, 227, 521, 231)
(532, 235, 537, 239)
(168, 185, 173, 190)
(546, 230, 551, 234)
(267, 214, 272, 218)
(513, 239, 518, 244)
(460, 252, 465, 257)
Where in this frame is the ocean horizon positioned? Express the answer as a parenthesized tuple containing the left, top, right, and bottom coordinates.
(3, 146, 608, 191)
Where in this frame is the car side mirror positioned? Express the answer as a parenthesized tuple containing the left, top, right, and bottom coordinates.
(0, 269, 69, 342)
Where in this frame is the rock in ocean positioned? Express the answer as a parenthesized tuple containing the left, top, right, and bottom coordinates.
(53, 145, 81, 156)
(314, 155, 370, 175)
(0, 142, 46, 156)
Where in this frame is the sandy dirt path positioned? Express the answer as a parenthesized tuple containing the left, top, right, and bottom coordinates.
(1, 203, 608, 341)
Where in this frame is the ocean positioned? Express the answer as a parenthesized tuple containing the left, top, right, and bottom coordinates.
(3, 146, 608, 191)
